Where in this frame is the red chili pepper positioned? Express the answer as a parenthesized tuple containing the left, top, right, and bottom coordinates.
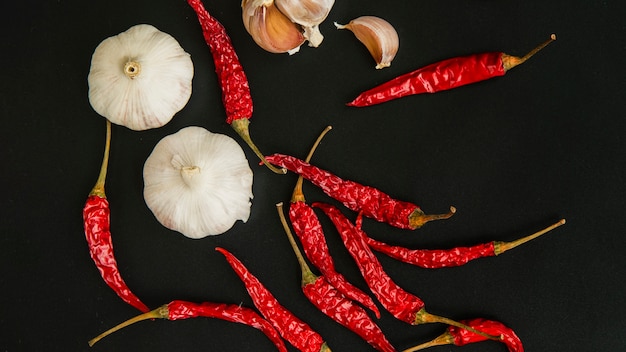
(402, 318, 523, 352)
(216, 247, 331, 352)
(313, 203, 498, 340)
(347, 34, 556, 107)
(83, 120, 149, 313)
(365, 219, 565, 268)
(277, 202, 396, 352)
(88, 300, 287, 351)
(186, 0, 285, 174)
(264, 154, 455, 229)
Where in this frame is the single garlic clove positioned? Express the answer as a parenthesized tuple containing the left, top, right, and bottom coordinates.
(242, 0, 305, 55)
(274, 0, 335, 47)
(88, 24, 194, 130)
(335, 16, 399, 69)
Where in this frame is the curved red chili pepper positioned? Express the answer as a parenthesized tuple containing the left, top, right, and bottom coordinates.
(348, 34, 556, 107)
(264, 154, 455, 229)
(88, 300, 287, 351)
(402, 318, 523, 352)
(186, 0, 285, 174)
(83, 120, 149, 313)
(216, 247, 331, 352)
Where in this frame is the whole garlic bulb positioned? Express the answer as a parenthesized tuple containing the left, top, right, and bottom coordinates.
(335, 16, 399, 69)
(143, 127, 253, 239)
(88, 24, 194, 131)
(275, 0, 335, 47)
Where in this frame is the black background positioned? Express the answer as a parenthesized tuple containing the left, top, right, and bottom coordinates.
(2, 0, 625, 351)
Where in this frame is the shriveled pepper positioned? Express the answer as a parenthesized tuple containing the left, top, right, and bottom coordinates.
(87, 300, 287, 351)
(264, 154, 455, 229)
(216, 247, 331, 352)
(402, 318, 523, 352)
(83, 120, 149, 313)
(348, 34, 556, 107)
(186, 0, 285, 174)
(365, 219, 565, 268)
(277, 203, 396, 352)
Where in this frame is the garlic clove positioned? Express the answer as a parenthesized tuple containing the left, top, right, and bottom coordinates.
(88, 24, 194, 130)
(242, 0, 305, 55)
(335, 16, 399, 69)
(274, 0, 335, 47)
(143, 126, 253, 239)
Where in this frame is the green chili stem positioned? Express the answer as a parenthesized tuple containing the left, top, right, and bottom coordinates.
(88, 304, 169, 347)
(276, 202, 318, 286)
(494, 218, 566, 255)
(503, 34, 557, 71)
(89, 120, 112, 198)
(231, 118, 287, 174)
(414, 309, 500, 341)
(291, 125, 332, 203)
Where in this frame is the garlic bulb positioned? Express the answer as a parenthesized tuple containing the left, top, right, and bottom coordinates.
(241, 0, 305, 55)
(274, 0, 334, 47)
(143, 127, 253, 239)
(88, 24, 194, 130)
(335, 16, 399, 69)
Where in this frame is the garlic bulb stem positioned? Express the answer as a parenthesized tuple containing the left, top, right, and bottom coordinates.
(123, 60, 141, 79)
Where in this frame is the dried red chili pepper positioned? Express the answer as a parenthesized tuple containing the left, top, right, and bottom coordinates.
(264, 153, 455, 229)
(216, 247, 331, 352)
(88, 300, 287, 351)
(83, 120, 149, 313)
(402, 318, 523, 352)
(365, 219, 565, 268)
(186, 0, 285, 174)
(277, 202, 396, 352)
(347, 34, 556, 107)
(313, 202, 497, 340)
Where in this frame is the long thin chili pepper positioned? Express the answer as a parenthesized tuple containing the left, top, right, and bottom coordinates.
(277, 202, 396, 352)
(402, 318, 523, 352)
(216, 247, 331, 352)
(186, 0, 285, 174)
(313, 202, 498, 340)
(365, 219, 566, 268)
(347, 34, 556, 107)
(88, 300, 287, 351)
(264, 153, 455, 229)
(83, 120, 149, 313)
(287, 127, 380, 317)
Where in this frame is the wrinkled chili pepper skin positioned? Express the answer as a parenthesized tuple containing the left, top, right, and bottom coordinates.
(187, 0, 253, 123)
(265, 154, 419, 229)
(290, 201, 381, 317)
(83, 195, 150, 313)
(215, 247, 329, 352)
(166, 300, 288, 352)
(303, 276, 396, 352)
(313, 203, 425, 324)
(448, 318, 523, 352)
(347, 52, 505, 107)
(365, 236, 496, 269)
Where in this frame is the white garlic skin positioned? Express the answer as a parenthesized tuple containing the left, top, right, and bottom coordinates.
(274, 0, 335, 47)
(336, 16, 399, 69)
(242, 0, 305, 55)
(143, 127, 253, 239)
(88, 24, 194, 130)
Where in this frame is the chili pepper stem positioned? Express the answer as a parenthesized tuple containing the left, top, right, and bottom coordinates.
(277, 202, 318, 285)
(88, 304, 169, 347)
(409, 206, 456, 229)
(291, 126, 333, 203)
(502, 34, 557, 71)
(231, 118, 286, 174)
(414, 309, 500, 341)
(401, 332, 455, 352)
(494, 218, 566, 255)
(89, 120, 111, 198)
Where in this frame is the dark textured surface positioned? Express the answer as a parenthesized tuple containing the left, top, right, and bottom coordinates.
(1, 0, 625, 351)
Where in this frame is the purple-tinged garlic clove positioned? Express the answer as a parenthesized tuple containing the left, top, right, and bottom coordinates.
(242, 0, 305, 55)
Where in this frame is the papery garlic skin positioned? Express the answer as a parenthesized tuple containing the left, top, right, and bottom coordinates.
(242, 0, 305, 55)
(88, 24, 194, 130)
(335, 16, 399, 69)
(143, 127, 253, 239)
(275, 0, 334, 47)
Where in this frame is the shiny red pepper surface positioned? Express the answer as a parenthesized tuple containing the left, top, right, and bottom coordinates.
(448, 318, 523, 352)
